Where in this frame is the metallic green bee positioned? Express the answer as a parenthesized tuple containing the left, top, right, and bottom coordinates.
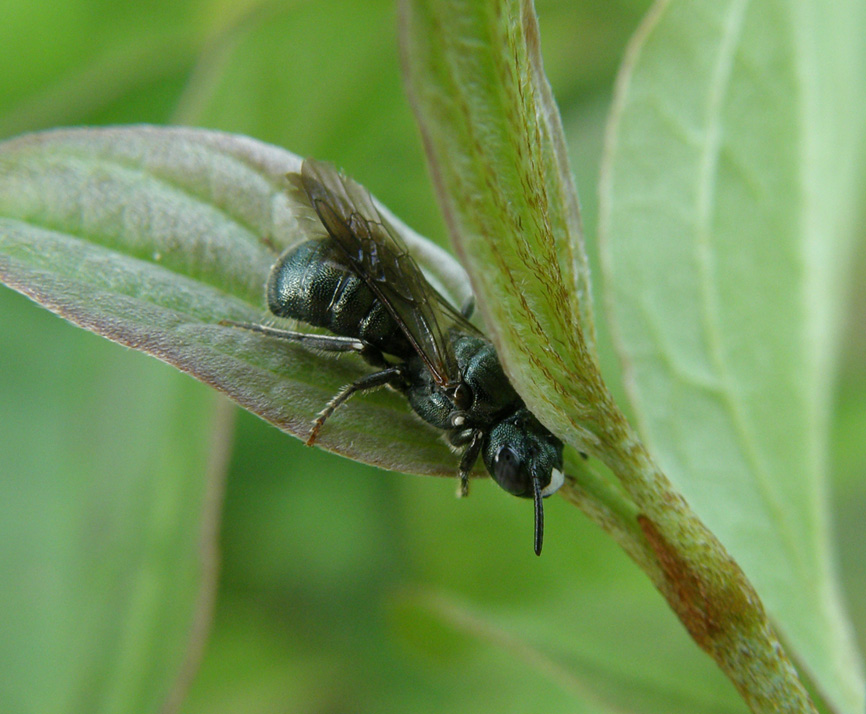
(233, 160, 564, 554)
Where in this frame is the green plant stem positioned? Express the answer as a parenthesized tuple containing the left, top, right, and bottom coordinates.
(564, 413, 817, 712)
(559, 453, 659, 579)
(595, 412, 818, 714)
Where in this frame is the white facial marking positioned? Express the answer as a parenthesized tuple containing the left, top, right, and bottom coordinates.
(452, 415, 465, 427)
(541, 468, 564, 497)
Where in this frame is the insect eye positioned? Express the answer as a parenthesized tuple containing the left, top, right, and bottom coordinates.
(453, 382, 473, 410)
(492, 446, 527, 496)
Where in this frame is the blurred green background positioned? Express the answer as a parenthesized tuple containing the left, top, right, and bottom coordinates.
(0, 1, 863, 712)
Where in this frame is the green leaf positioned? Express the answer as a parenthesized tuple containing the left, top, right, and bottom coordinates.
(399, 0, 605, 452)
(0, 126, 473, 478)
(393, 589, 746, 714)
(0, 286, 224, 714)
(400, 4, 824, 710)
(600, 1, 866, 712)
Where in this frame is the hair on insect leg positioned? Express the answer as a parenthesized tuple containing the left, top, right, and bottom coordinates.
(306, 365, 405, 446)
(221, 319, 364, 351)
(220, 318, 406, 445)
(221, 320, 392, 366)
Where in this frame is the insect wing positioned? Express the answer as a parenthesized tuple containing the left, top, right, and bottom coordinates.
(300, 159, 468, 389)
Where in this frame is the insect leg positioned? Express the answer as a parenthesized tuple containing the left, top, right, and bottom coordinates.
(307, 365, 405, 446)
(460, 295, 475, 319)
(220, 320, 388, 368)
(456, 429, 483, 498)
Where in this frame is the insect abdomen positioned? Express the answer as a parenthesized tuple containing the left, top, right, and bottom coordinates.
(267, 240, 410, 357)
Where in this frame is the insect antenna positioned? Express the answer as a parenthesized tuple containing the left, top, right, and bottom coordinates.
(532, 475, 544, 556)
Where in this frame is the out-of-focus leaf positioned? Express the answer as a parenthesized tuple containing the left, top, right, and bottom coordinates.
(391, 586, 746, 714)
(0, 0, 208, 137)
(0, 286, 225, 714)
(600, 1, 866, 712)
(0, 126, 474, 477)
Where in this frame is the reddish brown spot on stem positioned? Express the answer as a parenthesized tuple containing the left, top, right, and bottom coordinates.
(638, 514, 749, 653)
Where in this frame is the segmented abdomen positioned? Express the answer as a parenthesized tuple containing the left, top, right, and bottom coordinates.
(267, 239, 411, 357)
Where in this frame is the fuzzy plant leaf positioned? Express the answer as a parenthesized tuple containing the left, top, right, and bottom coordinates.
(600, 1, 866, 713)
(0, 326, 225, 714)
(0, 126, 476, 478)
(399, 0, 608, 454)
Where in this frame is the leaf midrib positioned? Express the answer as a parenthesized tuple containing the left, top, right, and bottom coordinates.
(693, 0, 810, 581)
